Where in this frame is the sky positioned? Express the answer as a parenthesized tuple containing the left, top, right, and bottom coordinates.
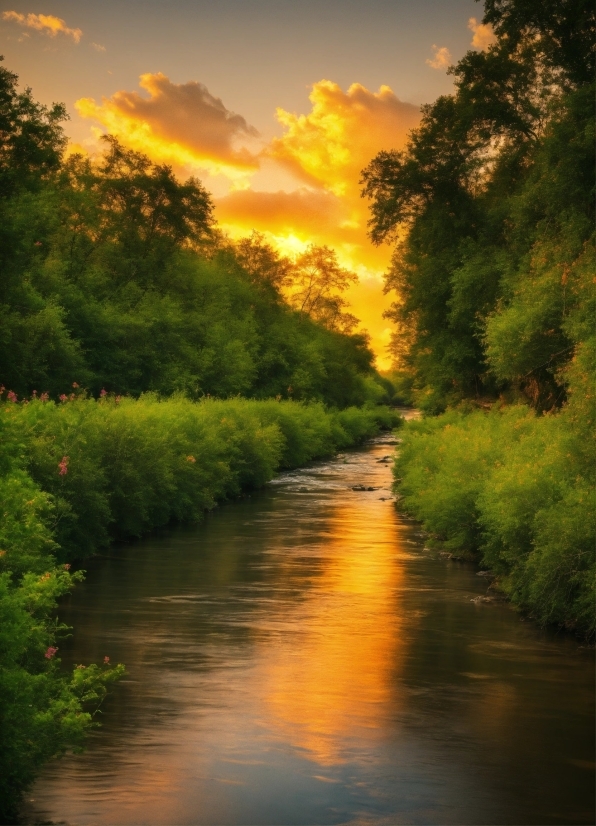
(1, 0, 494, 369)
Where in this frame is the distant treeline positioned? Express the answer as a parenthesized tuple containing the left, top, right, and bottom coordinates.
(363, 0, 595, 637)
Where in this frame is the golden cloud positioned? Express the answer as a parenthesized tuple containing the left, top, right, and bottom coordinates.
(426, 44, 452, 70)
(76, 73, 260, 182)
(468, 17, 497, 50)
(269, 81, 420, 197)
(2, 10, 82, 42)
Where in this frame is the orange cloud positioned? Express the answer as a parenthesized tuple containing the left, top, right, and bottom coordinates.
(468, 17, 497, 50)
(426, 44, 452, 70)
(269, 80, 419, 197)
(76, 73, 260, 183)
(2, 10, 82, 42)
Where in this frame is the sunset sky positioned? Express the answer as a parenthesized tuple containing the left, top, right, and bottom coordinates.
(2, 0, 492, 368)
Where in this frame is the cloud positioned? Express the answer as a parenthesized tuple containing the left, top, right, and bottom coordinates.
(269, 81, 420, 197)
(1, 11, 82, 42)
(91, 42, 106, 52)
(76, 73, 260, 182)
(426, 45, 452, 70)
(217, 188, 345, 239)
(468, 17, 497, 50)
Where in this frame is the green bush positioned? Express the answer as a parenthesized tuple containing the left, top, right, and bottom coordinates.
(394, 396, 595, 638)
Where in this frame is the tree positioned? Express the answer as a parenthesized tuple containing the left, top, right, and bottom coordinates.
(0, 56, 67, 198)
(289, 244, 359, 334)
(234, 231, 294, 291)
(361, 0, 594, 410)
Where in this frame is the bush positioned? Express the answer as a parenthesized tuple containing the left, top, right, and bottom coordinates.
(395, 398, 595, 638)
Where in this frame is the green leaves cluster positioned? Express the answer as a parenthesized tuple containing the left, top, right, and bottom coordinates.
(0, 413, 124, 823)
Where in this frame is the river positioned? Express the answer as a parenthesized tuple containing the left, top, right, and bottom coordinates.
(22, 433, 595, 825)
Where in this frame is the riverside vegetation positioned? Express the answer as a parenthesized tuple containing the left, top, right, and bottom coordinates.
(0, 57, 399, 820)
(363, 0, 595, 638)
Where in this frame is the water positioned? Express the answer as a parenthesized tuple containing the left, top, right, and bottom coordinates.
(23, 434, 595, 825)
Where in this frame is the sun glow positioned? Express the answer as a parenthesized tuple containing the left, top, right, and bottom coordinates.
(76, 73, 420, 366)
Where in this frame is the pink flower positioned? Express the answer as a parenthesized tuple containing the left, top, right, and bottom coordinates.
(58, 456, 69, 476)
(72, 382, 79, 389)
(103, 656, 110, 664)
(63, 563, 71, 570)
(44, 646, 58, 659)
(59, 394, 68, 402)
(40, 392, 49, 401)
(32, 390, 37, 397)
(7, 390, 17, 403)
(99, 388, 107, 397)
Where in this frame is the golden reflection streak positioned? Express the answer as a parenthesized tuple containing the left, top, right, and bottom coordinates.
(257, 496, 405, 766)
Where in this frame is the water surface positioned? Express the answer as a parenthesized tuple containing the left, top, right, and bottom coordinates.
(23, 435, 595, 825)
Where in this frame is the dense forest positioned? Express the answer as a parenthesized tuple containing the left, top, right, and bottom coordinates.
(362, 0, 594, 636)
(0, 57, 397, 821)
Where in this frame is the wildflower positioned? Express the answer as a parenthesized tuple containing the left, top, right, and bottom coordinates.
(40, 392, 49, 401)
(58, 456, 69, 476)
(103, 656, 110, 664)
(59, 394, 68, 402)
(34, 241, 42, 247)
(99, 388, 107, 397)
(32, 390, 37, 397)
(7, 390, 17, 403)
(72, 382, 79, 389)
(63, 563, 71, 570)
(186, 455, 196, 463)
(44, 647, 58, 659)
(75, 664, 85, 670)
(69, 393, 76, 401)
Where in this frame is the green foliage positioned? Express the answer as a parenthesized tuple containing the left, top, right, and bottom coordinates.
(395, 382, 595, 638)
(362, 2, 594, 410)
(5, 394, 399, 561)
(0, 414, 124, 823)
